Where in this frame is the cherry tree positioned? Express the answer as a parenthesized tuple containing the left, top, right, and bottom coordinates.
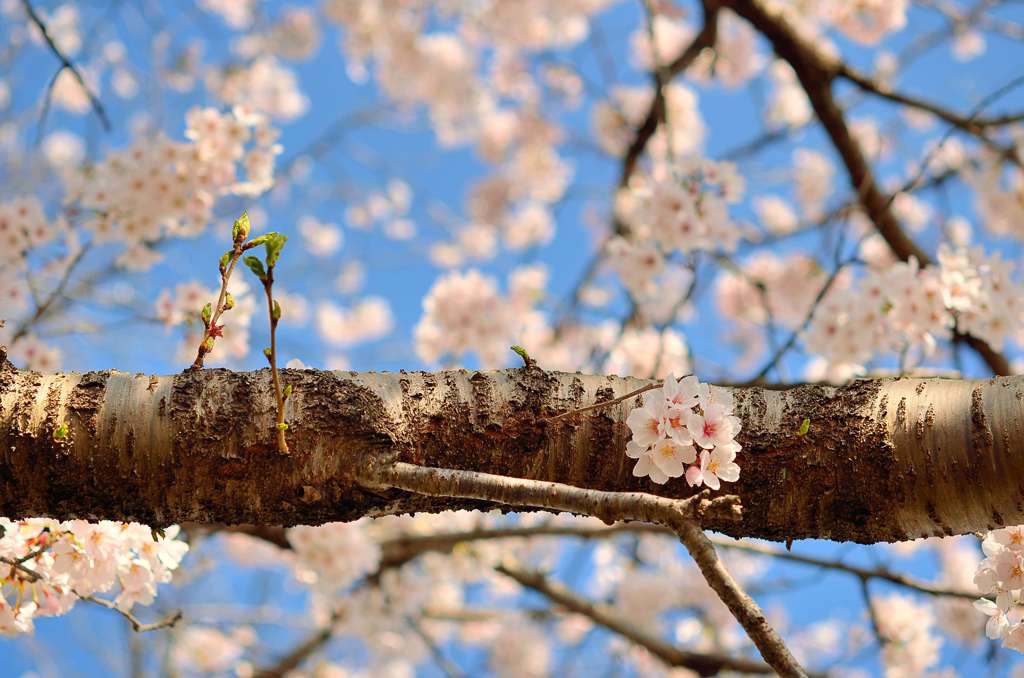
(1, 0, 1024, 676)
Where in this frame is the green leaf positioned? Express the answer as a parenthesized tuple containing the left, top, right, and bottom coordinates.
(53, 423, 68, 441)
(272, 299, 282, 321)
(244, 255, 267, 281)
(283, 384, 293, 399)
(246, 235, 269, 248)
(264, 232, 287, 269)
(510, 344, 531, 366)
(201, 302, 212, 325)
(797, 418, 810, 436)
(232, 211, 251, 243)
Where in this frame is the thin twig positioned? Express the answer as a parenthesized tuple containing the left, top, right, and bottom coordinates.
(76, 594, 182, 633)
(0, 556, 41, 582)
(20, 0, 111, 131)
(541, 380, 663, 422)
(708, 536, 980, 600)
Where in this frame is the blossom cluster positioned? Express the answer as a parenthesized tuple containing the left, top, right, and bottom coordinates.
(287, 521, 382, 593)
(0, 197, 61, 268)
(0, 519, 188, 636)
(345, 179, 415, 241)
(805, 245, 1024, 370)
(63, 106, 281, 265)
(320, 0, 631, 267)
(172, 625, 254, 675)
(873, 593, 943, 677)
(625, 374, 741, 487)
(413, 267, 547, 368)
(610, 157, 745, 300)
(964, 148, 1024, 241)
(973, 526, 1024, 652)
(715, 252, 836, 369)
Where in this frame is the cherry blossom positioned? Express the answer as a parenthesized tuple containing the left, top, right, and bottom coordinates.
(0, 518, 188, 636)
(626, 374, 741, 488)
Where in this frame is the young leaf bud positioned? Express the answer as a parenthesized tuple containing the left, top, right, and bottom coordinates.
(244, 256, 267, 281)
(232, 211, 251, 243)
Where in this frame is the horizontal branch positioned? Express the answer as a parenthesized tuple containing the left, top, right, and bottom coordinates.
(222, 520, 981, 602)
(2, 356, 1024, 543)
(708, 536, 979, 600)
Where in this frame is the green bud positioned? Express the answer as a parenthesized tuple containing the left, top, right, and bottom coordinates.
(219, 251, 231, 272)
(510, 344, 531, 366)
(283, 384, 293, 399)
(244, 255, 267, 281)
(264, 232, 287, 269)
(232, 211, 251, 243)
(263, 347, 273, 364)
(272, 299, 282, 321)
(224, 292, 235, 311)
(797, 418, 810, 436)
(201, 302, 212, 325)
(53, 423, 68, 441)
(277, 422, 289, 431)
(202, 336, 215, 352)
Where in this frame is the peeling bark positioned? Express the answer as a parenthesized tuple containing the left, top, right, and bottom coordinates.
(1, 356, 1022, 543)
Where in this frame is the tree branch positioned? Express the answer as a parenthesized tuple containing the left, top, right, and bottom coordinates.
(75, 594, 182, 633)
(723, 0, 1012, 376)
(20, 0, 111, 131)
(837, 63, 1022, 165)
(219, 520, 983, 601)
(4, 363, 1024, 542)
(708, 536, 979, 600)
(496, 563, 794, 676)
(356, 461, 808, 677)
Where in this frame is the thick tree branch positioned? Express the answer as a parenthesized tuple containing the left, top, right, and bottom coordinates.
(3, 359, 1024, 543)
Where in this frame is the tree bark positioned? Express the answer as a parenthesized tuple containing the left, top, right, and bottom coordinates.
(1, 356, 1022, 543)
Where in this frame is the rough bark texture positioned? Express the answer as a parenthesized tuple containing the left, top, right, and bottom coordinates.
(1, 355, 1022, 543)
